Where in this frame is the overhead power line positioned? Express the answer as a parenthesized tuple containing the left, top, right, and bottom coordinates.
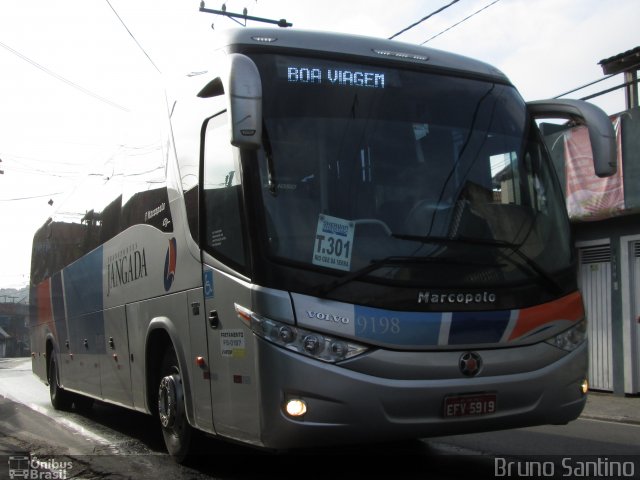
(0, 40, 130, 112)
(553, 74, 616, 99)
(2, 152, 103, 167)
(579, 79, 640, 102)
(421, 0, 501, 44)
(1, 162, 87, 178)
(0, 192, 64, 202)
(104, 0, 162, 73)
(389, 0, 460, 40)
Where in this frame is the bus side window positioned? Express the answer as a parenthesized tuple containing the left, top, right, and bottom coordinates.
(202, 111, 247, 271)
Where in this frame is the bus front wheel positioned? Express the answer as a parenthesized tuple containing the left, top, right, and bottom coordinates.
(158, 347, 192, 462)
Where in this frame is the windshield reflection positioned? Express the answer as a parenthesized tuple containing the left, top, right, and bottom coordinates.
(253, 54, 571, 289)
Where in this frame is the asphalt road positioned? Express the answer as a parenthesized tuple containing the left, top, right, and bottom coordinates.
(1, 357, 638, 479)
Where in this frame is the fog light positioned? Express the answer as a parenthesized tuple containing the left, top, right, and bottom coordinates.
(285, 399, 307, 417)
(581, 378, 589, 395)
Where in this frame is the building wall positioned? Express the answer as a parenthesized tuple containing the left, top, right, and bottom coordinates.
(621, 107, 640, 210)
(573, 214, 640, 394)
(0, 304, 29, 357)
(543, 106, 640, 395)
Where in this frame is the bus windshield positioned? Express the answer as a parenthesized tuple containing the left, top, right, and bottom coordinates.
(252, 54, 571, 289)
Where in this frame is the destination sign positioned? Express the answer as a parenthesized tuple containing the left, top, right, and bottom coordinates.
(287, 66, 385, 89)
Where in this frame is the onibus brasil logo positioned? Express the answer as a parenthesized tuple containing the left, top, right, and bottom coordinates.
(8, 454, 73, 479)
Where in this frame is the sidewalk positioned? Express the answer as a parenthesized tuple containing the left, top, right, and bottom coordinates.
(581, 391, 640, 425)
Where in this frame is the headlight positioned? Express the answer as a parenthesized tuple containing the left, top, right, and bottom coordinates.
(235, 304, 368, 363)
(545, 320, 587, 351)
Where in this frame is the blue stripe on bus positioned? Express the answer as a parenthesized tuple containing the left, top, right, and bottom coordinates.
(448, 310, 511, 345)
(63, 247, 105, 354)
(64, 247, 104, 316)
(354, 305, 441, 345)
(51, 271, 67, 345)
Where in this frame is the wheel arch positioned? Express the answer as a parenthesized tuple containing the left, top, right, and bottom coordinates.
(144, 317, 195, 427)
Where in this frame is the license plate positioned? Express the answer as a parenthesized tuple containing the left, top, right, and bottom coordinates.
(443, 393, 497, 417)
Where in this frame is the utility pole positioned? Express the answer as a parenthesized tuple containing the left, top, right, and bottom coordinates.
(199, 1, 292, 28)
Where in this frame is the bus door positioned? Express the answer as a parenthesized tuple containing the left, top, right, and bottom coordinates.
(185, 286, 215, 432)
(200, 111, 261, 443)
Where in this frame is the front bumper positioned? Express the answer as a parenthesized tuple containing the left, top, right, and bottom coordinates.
(256, 339, 588, 449)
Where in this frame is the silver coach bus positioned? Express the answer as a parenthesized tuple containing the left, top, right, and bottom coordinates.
(30, 28, 616, 460)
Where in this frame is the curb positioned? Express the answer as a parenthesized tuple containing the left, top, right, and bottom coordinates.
(579, 413, 640, 426)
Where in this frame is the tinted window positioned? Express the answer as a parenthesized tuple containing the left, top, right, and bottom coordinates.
(202, 112, 247, 270)
(250, 54, 571, 289)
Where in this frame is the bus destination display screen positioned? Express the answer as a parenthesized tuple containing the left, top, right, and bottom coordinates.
(286, 65, 386, 89)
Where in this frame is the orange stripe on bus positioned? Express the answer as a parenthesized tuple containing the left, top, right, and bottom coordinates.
(509, 291, 584, 341)
(36, 279, 53, 324)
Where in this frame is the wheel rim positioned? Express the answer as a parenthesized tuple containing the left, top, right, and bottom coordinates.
(158, 375, 178, 429)
(157, 351, 191, 460)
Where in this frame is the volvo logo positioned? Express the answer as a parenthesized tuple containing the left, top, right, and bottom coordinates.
(459, 352, 483, 377)
(305, 310, 350, 324)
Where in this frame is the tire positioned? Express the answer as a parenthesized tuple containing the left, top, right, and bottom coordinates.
(157, 347, 192, 462)
(49, 353, 72, 410)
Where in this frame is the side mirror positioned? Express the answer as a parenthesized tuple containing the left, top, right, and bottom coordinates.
(225, 54, 263, 150)
(197, 53, 263, 150)
(528, 99, 616, 177)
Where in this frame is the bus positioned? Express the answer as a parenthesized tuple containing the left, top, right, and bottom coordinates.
(30, 28, 616, 460)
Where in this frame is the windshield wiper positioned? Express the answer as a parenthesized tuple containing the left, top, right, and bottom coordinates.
(392, 234, 563, 295)
(392, 233, 513, 248)
(262, 121, 277, 195)
(315, 255, 490, 297)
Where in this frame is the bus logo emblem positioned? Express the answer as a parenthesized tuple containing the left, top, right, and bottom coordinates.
(164, 237, 177, 291)
(8, 455, 29, 479)
(459, 352, 482, 377)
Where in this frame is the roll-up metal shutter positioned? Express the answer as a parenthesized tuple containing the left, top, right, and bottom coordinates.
(579, 244, 613, 391)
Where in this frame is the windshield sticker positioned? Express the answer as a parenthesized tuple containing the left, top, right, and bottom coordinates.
(312, 214, 355, 271)
(287, 66, 385, 89)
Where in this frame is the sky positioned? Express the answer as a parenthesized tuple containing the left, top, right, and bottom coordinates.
(0, 0, 638, 289)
